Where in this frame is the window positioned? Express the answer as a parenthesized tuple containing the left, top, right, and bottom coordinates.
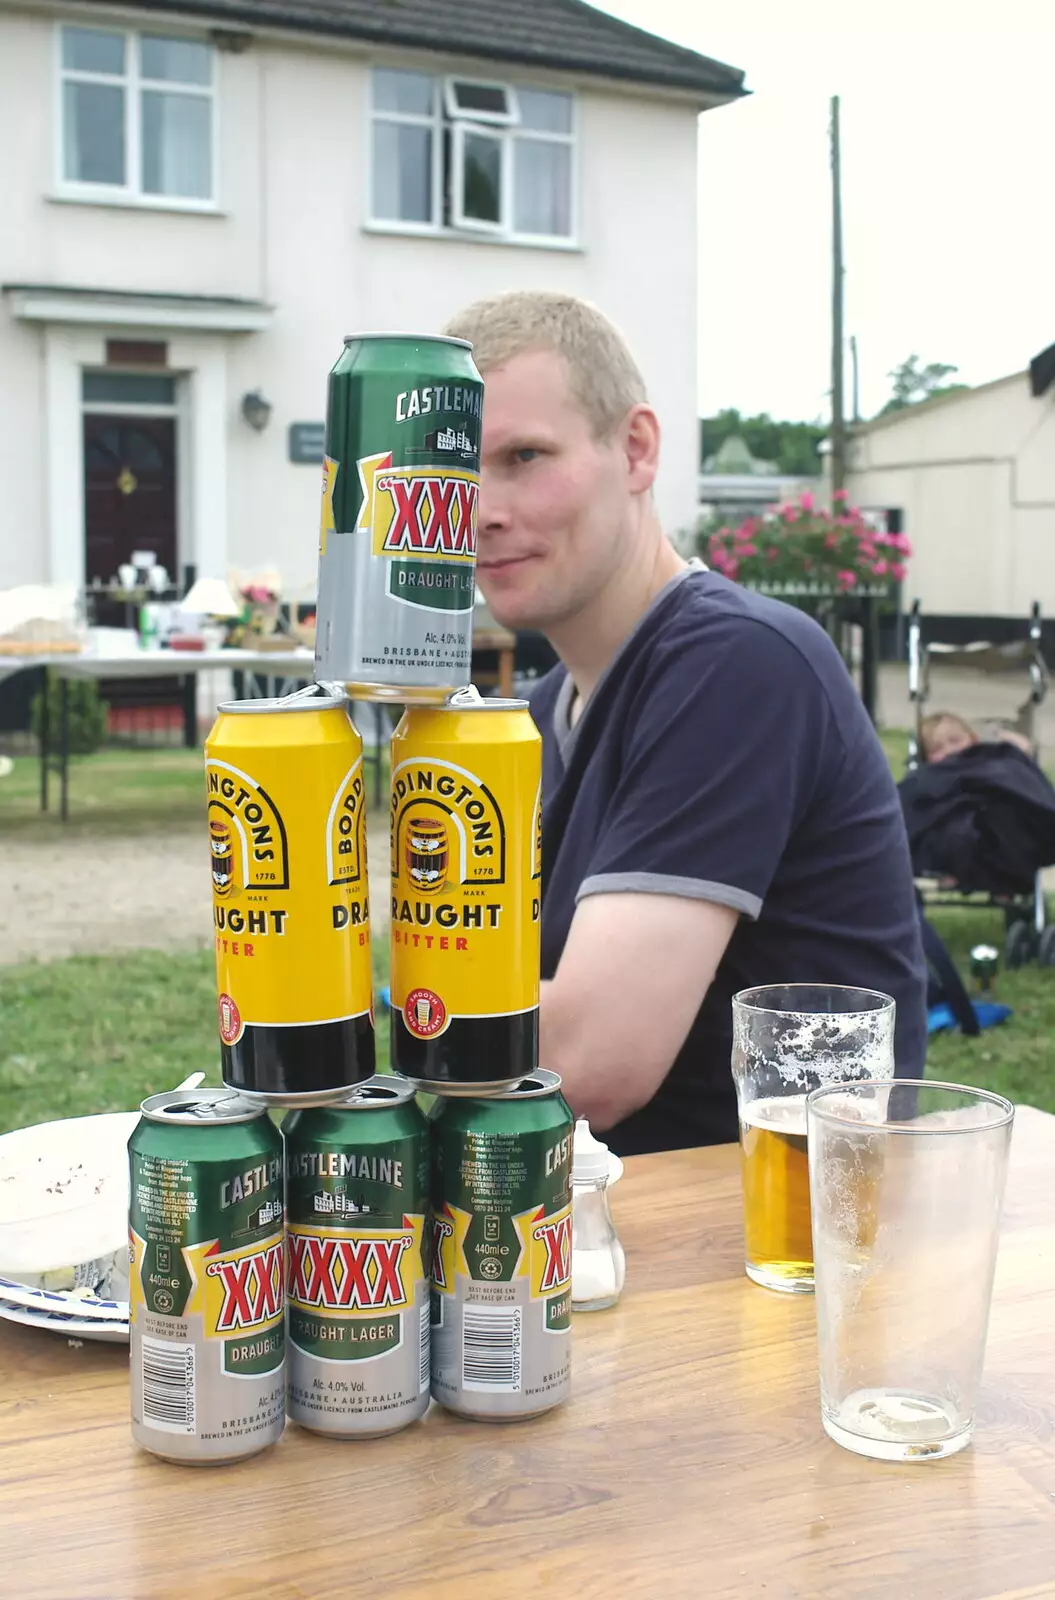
(59, 25, 214, 204)
(82, 373, 176, 406)
(371, 69, 574, 242)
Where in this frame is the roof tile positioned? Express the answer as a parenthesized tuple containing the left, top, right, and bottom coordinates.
(76, 0, 745, 99)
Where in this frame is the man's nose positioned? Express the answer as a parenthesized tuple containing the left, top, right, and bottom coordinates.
(477, 468, 511, 535)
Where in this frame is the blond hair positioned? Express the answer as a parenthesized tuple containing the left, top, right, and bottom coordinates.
(919, 711, 978, 753)
(443, 290, 647, 438)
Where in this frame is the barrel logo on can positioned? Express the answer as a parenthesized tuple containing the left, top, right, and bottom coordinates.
(406, 813, 448, 894)
(356, 452, 477, 613)
(210, 818, 235, 897)
(207, 762, 291, 892)
(391, 761, 505, 884)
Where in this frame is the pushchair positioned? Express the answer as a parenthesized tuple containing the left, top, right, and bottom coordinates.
(904, 599, 1055, 968)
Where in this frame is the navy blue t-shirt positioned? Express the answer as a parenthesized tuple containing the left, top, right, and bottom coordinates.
(532, 567, 928, 1156)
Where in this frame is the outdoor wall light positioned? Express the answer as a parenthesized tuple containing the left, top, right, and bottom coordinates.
(241, 390, 273, 432)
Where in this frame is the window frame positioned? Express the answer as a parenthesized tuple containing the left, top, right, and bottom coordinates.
(368, 64, 578, 248)
(54, 21, 219, 212)
(442, 75, 520, 127)
(451, 119, 510, 234)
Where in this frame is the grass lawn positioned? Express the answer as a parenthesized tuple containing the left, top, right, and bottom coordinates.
(0, 942, 392, 1134)
(0, 746, 206, 838)
(0, 728, 1051, 1134)
(0, 744, 392, 839)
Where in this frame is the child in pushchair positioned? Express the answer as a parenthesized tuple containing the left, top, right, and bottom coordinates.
(902, 604, 1055, 967)
(919, 711, 1034, 765)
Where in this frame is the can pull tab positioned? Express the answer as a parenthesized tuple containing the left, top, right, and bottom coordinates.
(278, 683, 342, 706)
(446, 685, 485, 709)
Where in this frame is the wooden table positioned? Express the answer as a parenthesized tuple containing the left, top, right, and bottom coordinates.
(3, 1110, 1054, 1599)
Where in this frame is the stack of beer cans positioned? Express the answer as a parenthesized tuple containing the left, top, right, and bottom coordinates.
(128, 335, 572, 1464)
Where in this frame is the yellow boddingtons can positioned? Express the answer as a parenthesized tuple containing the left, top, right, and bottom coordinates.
(204, 685, 374, 1105)
(389, 686, 541, 1093)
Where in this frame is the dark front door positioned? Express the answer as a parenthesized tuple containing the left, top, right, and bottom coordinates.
(83, 413, 177, 595)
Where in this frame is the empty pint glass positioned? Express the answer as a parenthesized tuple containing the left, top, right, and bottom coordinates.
(808, 1080, 1013, 1461)
(731, 985, 895, 1293)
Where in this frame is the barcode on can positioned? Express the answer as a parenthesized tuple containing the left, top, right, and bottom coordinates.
(462, 1303, 522, 1392)
(141, 1335, 196, 1434)
(419, 1303, 430, 1394)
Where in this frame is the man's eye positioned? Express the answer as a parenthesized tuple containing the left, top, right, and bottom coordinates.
(515, 447, 539, 464)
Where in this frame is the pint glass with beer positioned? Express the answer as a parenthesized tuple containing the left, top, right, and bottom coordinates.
(731, 985, 895, 1293)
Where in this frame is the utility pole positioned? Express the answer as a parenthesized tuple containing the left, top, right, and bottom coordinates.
(830, 94, 846, 492)
(850, 334, 860, 423)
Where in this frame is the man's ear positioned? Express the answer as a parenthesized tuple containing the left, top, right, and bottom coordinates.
(622, 404, 660, 495)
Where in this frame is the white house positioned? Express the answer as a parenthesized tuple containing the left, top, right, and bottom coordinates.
(0, 0, 745, 608)
(846, 352, 1055, 636)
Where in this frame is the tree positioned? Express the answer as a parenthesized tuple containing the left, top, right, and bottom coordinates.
(699, 410, 826, 477)
(881, 355, 967, 414)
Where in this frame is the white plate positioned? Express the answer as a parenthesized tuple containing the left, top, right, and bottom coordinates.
(0, 1075, 207, 1280)
(0, 1275, 128, 1322)
(0, 1110, 138, 1274)
(0, 1298, 129, 1345)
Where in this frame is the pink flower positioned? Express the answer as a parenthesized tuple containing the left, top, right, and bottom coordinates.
(799, 491, 815, 512)
(872, 559, 890, 577)
(738, 542, 758, 558)
(890, 562, 908, 581)
(832, 488, 848, 501)
(892, 532, 912, 554)
(766, 547, 780, 564)
(836, 570, 857, 591)
(824, 533, 839, 550)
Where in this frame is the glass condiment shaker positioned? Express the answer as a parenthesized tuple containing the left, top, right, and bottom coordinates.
(571, 1118, 625, 1311)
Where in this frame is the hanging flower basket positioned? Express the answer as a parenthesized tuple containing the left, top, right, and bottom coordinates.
(699, 490, 911, 597)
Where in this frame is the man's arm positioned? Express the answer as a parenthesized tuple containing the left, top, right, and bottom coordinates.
(539, 891, 738, 1129)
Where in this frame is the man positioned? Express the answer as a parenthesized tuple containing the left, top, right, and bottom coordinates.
(444, 291, 927, 1156)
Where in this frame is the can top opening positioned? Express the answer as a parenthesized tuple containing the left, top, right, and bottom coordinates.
(140, 1089, 266, 1125)
(491, 1070, 564, 1100)
(342, 332, 472, 350)
(442, 686, 529, 713)
(217, 684, 347, 716)
(327, 1075, 418, 1110)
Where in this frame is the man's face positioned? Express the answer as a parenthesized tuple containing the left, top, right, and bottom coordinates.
(474, 348, 636, 633)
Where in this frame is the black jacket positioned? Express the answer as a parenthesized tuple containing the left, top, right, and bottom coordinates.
(898, 743, 1055, 893)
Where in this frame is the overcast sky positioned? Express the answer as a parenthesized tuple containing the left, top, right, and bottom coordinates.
(595, 0, 1053, 423)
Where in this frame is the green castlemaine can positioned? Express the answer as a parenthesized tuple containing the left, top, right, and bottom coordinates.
(128, 1090, 285, 1465)
(430, 1070, 573, 1421)
(283, 1076, 431, 1437)
(314, 333, 483, 704)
